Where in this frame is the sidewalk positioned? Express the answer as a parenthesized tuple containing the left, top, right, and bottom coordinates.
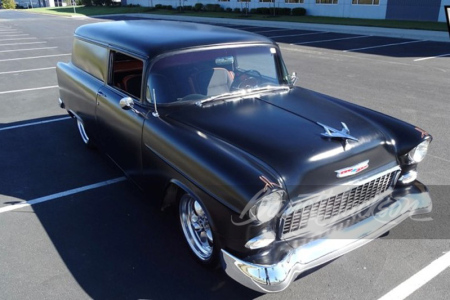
(95, 13, 450, 43)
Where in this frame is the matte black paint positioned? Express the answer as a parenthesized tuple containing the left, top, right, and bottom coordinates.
(56, 20, 431, 265)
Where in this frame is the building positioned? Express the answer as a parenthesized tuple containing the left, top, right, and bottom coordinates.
(125, 0, 450, 22)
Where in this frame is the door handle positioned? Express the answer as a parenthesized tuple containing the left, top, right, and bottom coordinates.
(98, 91, 107, 97)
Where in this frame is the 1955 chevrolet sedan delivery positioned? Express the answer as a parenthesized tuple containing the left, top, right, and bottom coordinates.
(56, 20, 432, 292)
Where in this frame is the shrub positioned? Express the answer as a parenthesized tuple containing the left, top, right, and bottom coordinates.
(233, 8, 241, 13)
(204, 4, 222, 12)
(194, 3, 203, 11)
(81, 0, 92, 6)
(226, 7, 232, 13)
(2, 0, 16, 9)
(270, 7, 292, 16)
(155, 4, 162, 9)
(292, 7, 306, 16)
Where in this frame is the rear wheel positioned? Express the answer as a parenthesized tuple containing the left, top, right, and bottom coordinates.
(179, 194, 218, 266)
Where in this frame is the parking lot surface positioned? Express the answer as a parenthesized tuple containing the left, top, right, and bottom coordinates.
(1, 10, 449, 300)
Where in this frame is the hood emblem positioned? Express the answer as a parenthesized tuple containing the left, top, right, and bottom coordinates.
(335, 160, 369, 178)
(317, 122, 359, 142)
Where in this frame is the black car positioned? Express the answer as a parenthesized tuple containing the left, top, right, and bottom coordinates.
(56, 20, 432, 292)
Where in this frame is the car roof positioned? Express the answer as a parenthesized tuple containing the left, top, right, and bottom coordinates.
(74, 20, 275, 59)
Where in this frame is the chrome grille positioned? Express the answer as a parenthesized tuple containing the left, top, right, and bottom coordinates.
(281, 169, 398, 237)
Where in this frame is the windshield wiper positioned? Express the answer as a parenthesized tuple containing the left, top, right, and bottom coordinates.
(196, 85, 291, 107)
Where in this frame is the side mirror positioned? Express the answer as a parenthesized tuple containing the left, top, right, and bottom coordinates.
(290, 72, 298, 85)
(119, 97, 134, 110)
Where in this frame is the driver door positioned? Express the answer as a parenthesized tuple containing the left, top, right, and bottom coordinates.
(95, 51, 149, 178)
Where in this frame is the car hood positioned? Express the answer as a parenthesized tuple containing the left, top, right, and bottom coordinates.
(165, 87, 398, 199)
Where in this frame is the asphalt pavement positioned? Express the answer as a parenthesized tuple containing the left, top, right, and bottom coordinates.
(0, 9, 449, 300)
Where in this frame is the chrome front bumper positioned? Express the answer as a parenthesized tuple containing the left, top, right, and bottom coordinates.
(221, 181, 432, 293)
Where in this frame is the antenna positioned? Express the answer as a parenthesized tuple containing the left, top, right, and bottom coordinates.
(152, 88, 159, 117)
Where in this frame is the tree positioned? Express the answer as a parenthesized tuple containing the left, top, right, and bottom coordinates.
(2, 0, 16, 9)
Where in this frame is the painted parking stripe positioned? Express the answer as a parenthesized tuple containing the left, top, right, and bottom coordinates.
(0, 177, 127, 214)
(0, 85, 58, 95)
(0, 37, 37, 41)
(0, 34, 29, 37)
(344, 40, 425, 52)
(235, 26, 262, 30)
(0, 41, 47, 46)
(0, 47, 57, 53)
(378, 251, 450, 300)
(293, 35, 369, 45)
(0, 116, 71, 132)
(414, 53, 450, 62)
(0, 66, 55, 75)
(253, 29, 286, 33)
(0, 54, 71, 62)
(271, 32, 328, 39)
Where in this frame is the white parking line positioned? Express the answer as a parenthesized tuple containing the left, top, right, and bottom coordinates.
(271, 32, 328, 39)
(378, 251, 450, 300)
(0, 85, 58, 95)
(253, 29, 286, 33)
(0, 47, 57, 53)
(0, 34, 29, 37)
(0, 66, 56, 75)
(293, 35, 369, 45)
(0, 37, 36, 41)
(0, 41, 46, 46)
(414, 54, 450, 62)
(344, 40, 425, 52)
(0, 54, 70, 62)
(234, 26, 261, 30)
(0, 116, 71, 132)
(0, 177, 127, 214)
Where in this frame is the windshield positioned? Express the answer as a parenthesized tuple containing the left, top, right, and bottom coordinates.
(146, 45, 289, 104)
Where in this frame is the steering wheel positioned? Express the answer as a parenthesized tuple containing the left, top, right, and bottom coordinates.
(235, 70, 262, 89)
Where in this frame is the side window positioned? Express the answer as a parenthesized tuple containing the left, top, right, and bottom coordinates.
(72, 39, 108, 81)
(109, 51, 143, 99)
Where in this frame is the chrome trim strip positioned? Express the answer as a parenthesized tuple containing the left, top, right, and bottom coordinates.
(58, 97, 65, 109)
(221, 181, 431, 293)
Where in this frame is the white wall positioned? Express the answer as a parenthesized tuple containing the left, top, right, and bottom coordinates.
(132, 0, 450, 21)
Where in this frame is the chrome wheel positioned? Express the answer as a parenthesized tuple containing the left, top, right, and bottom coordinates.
(179, 195, 214, 261)
(76, 119, 90, 145)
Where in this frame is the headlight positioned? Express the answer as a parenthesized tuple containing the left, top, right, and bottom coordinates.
(408, 139, 430, 164)
(251, 190, 284, 223)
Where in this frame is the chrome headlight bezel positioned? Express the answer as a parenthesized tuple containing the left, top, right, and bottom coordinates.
(406, 139, 431, 164)
(250, 190, 285, 224)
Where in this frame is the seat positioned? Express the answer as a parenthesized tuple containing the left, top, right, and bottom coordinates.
(190, 68, 233, 96)
(121, 74, 142, 99)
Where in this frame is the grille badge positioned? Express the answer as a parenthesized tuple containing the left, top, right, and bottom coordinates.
(335, 160, 369, 178)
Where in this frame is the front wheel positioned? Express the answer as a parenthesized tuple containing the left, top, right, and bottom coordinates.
(179, 194, 219, 266)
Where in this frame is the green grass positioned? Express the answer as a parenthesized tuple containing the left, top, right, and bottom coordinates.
(25, 6, 448, 32)
(29, 6, 153, 16)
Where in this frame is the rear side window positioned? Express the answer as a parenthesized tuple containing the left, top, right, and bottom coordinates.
(72, 38, 108, 81)
(109, 51, 143, 99)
